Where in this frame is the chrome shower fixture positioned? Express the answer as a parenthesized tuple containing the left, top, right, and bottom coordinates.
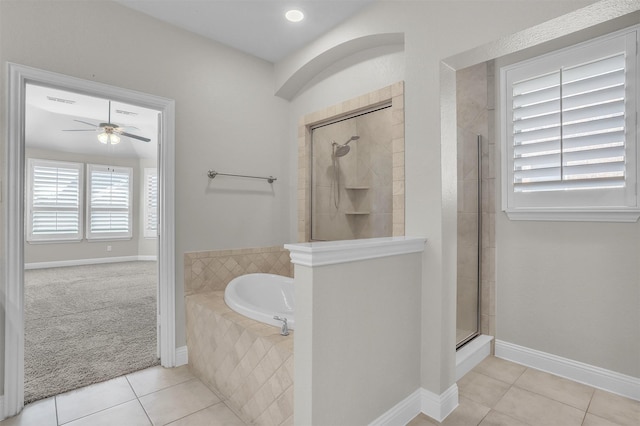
(332, 135, 360, 157)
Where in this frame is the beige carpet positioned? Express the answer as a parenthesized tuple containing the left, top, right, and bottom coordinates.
(24, 261, 159, 403)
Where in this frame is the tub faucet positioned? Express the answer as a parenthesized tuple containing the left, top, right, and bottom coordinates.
(273, 316, 289, 336)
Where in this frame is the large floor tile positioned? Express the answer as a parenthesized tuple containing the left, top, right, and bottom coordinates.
(493, 387, 585, 426)
(458, 371, 511, 408)
(441, 396, 491, 426)
(407, 413, 439, 426)
(55, 376, 137, 424)
(139, 378, 220, 425)
(478, 410, 529, 426)
(473, 357, 526, 385)
(582, 413, 624, 426)
(0, 398, 57, 426)
(64, 400, 151, 426)
(166, 402, 246, 425)
(588, 389, 640, 426)
(127, 365, 195, 397)
(513, 368, 594, 411)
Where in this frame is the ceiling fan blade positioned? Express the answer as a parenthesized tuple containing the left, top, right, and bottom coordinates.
(120, 131, 151, 142)
(73, 119, 99, 128)
(62, 129, 98, 132)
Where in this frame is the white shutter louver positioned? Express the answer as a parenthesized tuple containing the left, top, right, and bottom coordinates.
(27, 160, 83, 242)
(87, 165, 133, 239)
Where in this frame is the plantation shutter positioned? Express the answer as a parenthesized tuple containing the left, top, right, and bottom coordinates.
(28, 159, 83, 241)
(143, 168, 158, 238)
(512, 53, 626, 193)
(502, 28, 638, 219)
(87, 165, 133, 239)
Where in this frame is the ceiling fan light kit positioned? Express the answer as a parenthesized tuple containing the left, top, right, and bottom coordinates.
(97, 131, 121, 145)
(63, 100, 151, 144)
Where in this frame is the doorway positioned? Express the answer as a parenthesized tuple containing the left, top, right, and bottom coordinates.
(4, 63, 176, 417)
(23, 84, 160, 402)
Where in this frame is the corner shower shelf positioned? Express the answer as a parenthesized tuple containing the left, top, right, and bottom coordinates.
(345, 186, 369, 190)
(345, 211, 370, 215)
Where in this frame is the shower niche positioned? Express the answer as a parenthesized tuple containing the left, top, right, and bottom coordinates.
(298, 82, 405, 242)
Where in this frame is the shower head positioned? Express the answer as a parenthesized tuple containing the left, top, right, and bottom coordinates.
(332, 136, 360, 157)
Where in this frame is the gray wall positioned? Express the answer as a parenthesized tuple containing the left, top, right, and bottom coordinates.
(24, 148, 156, 264)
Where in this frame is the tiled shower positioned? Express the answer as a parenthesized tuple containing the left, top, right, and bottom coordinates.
(456, 61, 496, 348)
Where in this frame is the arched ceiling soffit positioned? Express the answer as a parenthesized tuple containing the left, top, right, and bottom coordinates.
(275, 33, 404, 100)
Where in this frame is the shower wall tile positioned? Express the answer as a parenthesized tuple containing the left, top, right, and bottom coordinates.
(298, 82, 405, 241)
(184, 246, 293, 296)
(186, 292, 293, 425)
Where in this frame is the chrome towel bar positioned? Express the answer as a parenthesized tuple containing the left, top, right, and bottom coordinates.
(207, 170, 277, 184)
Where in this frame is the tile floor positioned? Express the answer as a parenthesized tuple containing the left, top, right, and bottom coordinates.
(2, 356, 639, 426)
(410, 356, 640, 426)
(0, 365, 245, 426)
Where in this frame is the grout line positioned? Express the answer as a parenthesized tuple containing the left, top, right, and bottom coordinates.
(54, 395, 60, 426)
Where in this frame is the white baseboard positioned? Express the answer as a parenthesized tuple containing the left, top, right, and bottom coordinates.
(368, 389, 421, 426)
(456, 335, 493, 381)
(421, 384, 459, 422)
(495, 340, 640, 401)
(25, 255, 158, 270)
(175, 346, 188, 366)
(368, 384, 459, 426)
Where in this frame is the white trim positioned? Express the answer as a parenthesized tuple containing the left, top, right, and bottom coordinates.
(0, 396, 4, 421)
(175, 346, 188, 367)
(505, 209, 640, 222)
(366, 385, 459, 426)
(284, 237, 426, 267)
(495, 340, 640, 401)
(4, 63, 176, 418)
(421, 384, 459, 423)
(456, 335, 493, 381)
(368, 389, 421, 426)
(24, 255, 158, 270)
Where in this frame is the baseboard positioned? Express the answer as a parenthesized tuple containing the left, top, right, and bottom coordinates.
(495, 340, 640, 401)
(367, 384, 459, 426)
(175, 346, 188, 366)
(421, 384, 459, 422)
(456, 335, 493, 381)
(25, 255, 158, 270)
(368, 389, 421, 426)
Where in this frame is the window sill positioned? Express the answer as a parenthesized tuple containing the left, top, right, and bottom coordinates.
(504, 209, 640, 223)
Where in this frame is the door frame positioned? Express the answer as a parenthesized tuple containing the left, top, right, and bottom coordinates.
(3, 63, 176, 417)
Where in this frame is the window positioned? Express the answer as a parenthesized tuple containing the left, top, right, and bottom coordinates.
(26, 159, 83, 242)
(86, 164, 133, 240)
(143, 168, 158, 238)
(501, 27, 639, 221)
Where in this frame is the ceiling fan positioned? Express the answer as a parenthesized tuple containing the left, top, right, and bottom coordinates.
(63, 100, 151, 144)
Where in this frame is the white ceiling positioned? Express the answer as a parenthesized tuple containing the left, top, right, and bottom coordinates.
(115, 0, 376, 63)
(26, 84, 159, 160)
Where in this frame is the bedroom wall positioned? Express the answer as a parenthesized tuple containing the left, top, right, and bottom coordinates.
(0, 0, 290, 394)
(24, 148, 153, 265)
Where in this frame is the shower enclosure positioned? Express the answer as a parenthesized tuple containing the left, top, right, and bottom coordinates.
(456, 61, 495, 349)
(310, 106, 393, 241)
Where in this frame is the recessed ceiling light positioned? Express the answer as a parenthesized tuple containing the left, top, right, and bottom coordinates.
(285, 9, 304, 23)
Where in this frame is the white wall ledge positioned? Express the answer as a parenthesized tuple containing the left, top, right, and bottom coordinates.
(284, 236, 426, 267)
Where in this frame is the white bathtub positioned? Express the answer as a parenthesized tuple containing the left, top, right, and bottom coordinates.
(224, 273, 295, 330)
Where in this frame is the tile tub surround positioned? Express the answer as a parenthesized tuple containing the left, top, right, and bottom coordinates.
(186, 291, 294, 425)
(298, 82, 405, 242)
(184, 246, 293, 295)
